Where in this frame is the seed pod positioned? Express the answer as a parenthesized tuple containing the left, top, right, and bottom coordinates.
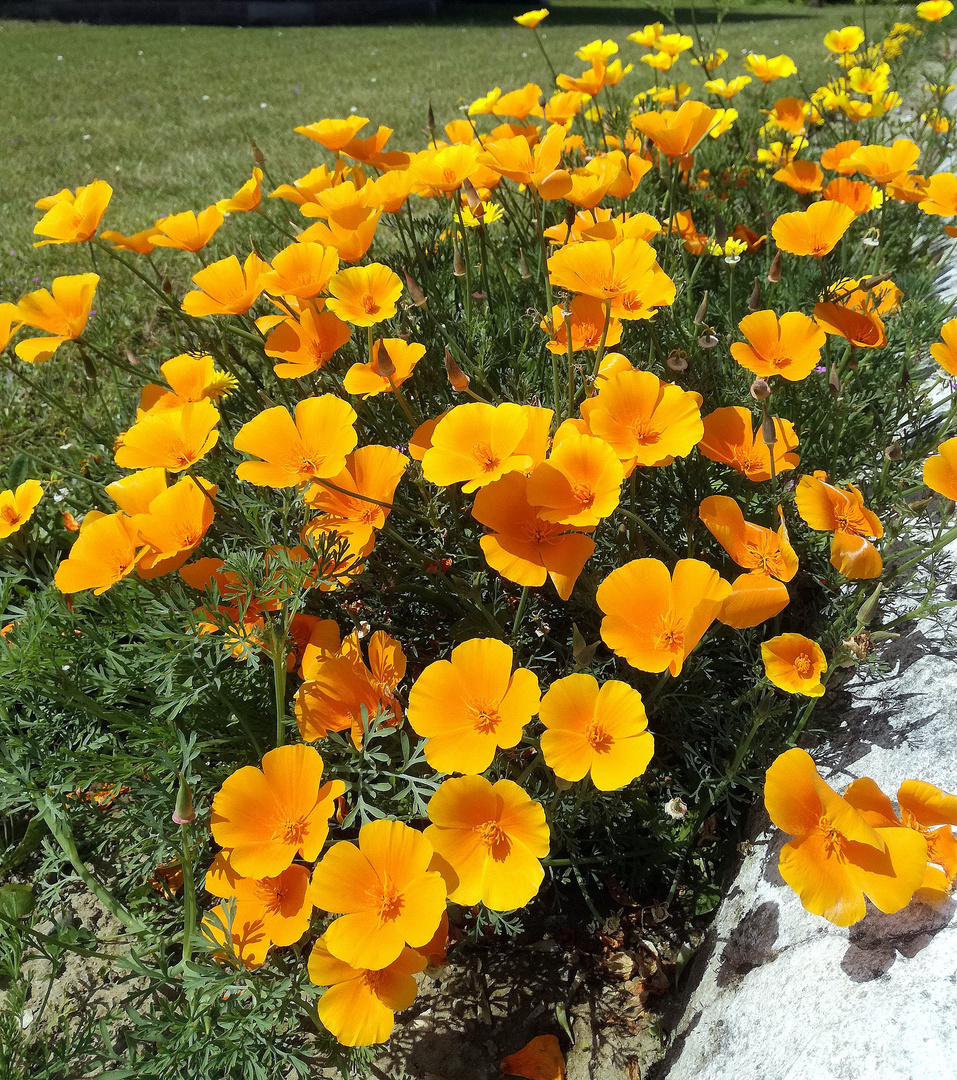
(250, 140, 265, 167)
(444, 346, 470, 392)
(453, 245, 466, 278)
(371, 340, 396, 379)
(767, 250, 782, 283)
(884, 440, 902, 461)
(828, 362, 841, 397)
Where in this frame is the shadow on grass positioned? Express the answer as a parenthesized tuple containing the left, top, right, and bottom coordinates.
(441, 2, 820, 25)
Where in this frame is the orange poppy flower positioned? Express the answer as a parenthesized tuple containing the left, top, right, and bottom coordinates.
(366, 169, 417, 214)
(631, 101, 718, 158)
(296, 653, 394, 743)
(844, 777, 957, 898)
(772, 160, 823, 194)
(114, 400, 220, 472)
(698, 406, 800, 482)
(730, 310, 826, 381)
(138, 353, 236, 415)
(215, 168, 263, 214)
(919, 172, 957, 218)
(822, 177, 881, 215)
(771, 201, 856, 256)
(270, 163, 342, 206)
(264, 307, 351, 379)
(699, 496, 798, 628)
(421, 402, 535, 493)
(539, 674, 654, 791)
(407, 637, 541, 774)
(105, 467, 167, 517)
(471, 472, 595, 600)
(14, 272, 99, 363)
(844, 139, 921, 185)
(310, 818, 446, 970)
(425, 775, 549, 910)
(795, 472, 883, 579)
(820, 140, 863, 174)
(54, 512, 143, 595)
(764, 96, 809, 137)
(326, 264, 403, 327)
(343, 337, 425, 397)
(597, 558, 732, 676)
(100, 225, 162, 254)
(669, 209, 709, 255)
(152, 206, 224, 252)
(930, 318, 957, 375)
(260, 242, 340, 300)
(234, 396, 357, 488)
(304, 444, 409, 546)
(0, 479, 43, 539)
(181, 252, 268, 317)
(526, 434, 624, 528)
(0, 302, 21, 352)
(477, 123, 571, 200)
(130, 475, 216, 578)
(33, 179, 112, 246)
(582, 369, 703, 470)
(202, 902, 270, 970)
(765, 747, 926, 925)
(294, 116, 370, 151)
(502, 1036, 567, 1080)
(543, 296, 623, 354)
(340, 123, 395, 164)
(744, 53, 797, 83)
(205, 852, 313, 952)
(210, 744, 344, 879)
(308, 935, 425, 1047)
(548, 238, 665, 306)
(812, 301, 886, 348)
(408, 144, 480, 194)
(762, 633, 826, 696)
(923, 436, 957, 500)
(824, 25, 865, 53)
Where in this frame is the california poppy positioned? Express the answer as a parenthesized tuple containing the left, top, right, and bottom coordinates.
(422, 402, 534, 492)
(210, 743, 344, 879)
(930, 318, 957, 375)
(152, 206, 224, 252)
(795, 472, 883, 579)
(730, 310, 826, 381)
(115, 400, 220, 472)
(597, 558, 732, 676)
(502, 1036, 567, 1080)
(326, 264, 404, 326)
(548, 239, 663, 303)
(294, 115, 370, 151)
(471, 471, 595, 600)
(0, 479, 43, 539)
(425, 775, 549, 910)
(407, 637, 541, 774)
(138, 353, 236, 414)
(539, 674, 654, 791)
(526, 433, 624, 528)
(765, 747, 926, 925)
(761, 633, 827, 696)
(215, 168, 263, 214)
(698, 406, 800, 482)
(919, 171, 957, 218)
(310, 818, 447, 970)
(265, 307, 351, 379)
(308, 935, 425, 1046)
(771, 201, 856, 256)
(182, 252, 268, 317)
(54, 512, 143, 595)
(343, 337, 425, 398)
(131, 475, 216, 578)
(744, 53, 797, 83)
(844, 139, 921, 186)
(33, 179, 112, 246)
(234, 396, 357, 487)
(261, 242, 340, 300)
(923, 436, 957, 500)
(14, 272, 99, 363)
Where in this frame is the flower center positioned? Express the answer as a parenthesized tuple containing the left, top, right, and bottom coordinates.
(794, 653, 814, 679)
(475, 819, 511, 859)
(572, 482, 596, 510)
(473, 443, 502, 473)
(585, 720, 614, 754)
(361, 294, 380, 315)
(373, 879, 404, 925)
(1, 506, 21, 524)
(442, 167, 458, 185)
(254, 878, 286, 915)
(817, 815, 845, 858)
(274, 818, 308, 847)
(654, 612, 685, 654)
(629, 417, 662, 445)
(470, 701, 502, 734)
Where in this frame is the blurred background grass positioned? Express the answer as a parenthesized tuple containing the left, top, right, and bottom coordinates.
(1, 4, 899, 294)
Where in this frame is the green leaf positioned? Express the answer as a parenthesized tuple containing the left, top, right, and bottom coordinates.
(0, 883, 34, 919)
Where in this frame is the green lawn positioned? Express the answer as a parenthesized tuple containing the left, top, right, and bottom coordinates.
(1, 4, 901, 293)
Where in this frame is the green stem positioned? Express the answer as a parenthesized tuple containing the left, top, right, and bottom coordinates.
(511, 585, 531, 643)
(272, 626, 288, 748)
(616, 506, 678, 561)
(180, 825, 196, 963)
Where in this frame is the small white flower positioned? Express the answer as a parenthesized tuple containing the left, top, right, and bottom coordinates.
(202, 95, 210, 101)
(349, 106, 358, 113)
(82, 134, 90, 140)
(260, 102, 268, 108)
(664, 797, 688, 820)
(57, 55, 63, 60)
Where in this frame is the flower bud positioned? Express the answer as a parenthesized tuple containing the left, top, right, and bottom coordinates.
(713, 210, 728, 248)
(453, 246, 466, 278)
(884, 440, 902, 462)
(371, 340, 396, 379)
(444, 346, 470, 392)
(426, 100, 435, 137)
(462, 178, 482, 215)
(748, 276, 762, 311)
(828, 362, 841, 397)
(172, 773, 195, 826)
(162, 275, 173, 295)
(693, 291, 709, 326)
(250, 140, 265, 167)
(750, 377, 771, 401)
(761, 409, 777, 448)
(519, 247, 533, 280)
(403, 269, 427, 308)
(767, 250, 782, 283)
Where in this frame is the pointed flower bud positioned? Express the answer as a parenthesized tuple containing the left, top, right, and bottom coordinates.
(519, 247, 532, 280)
(403, 269, 427, 307)
(748, 277, 762, 311)
(767, 250, 782, 283)
(694, 291, 709, 326)
(172, 773, 195, 826)
(371, 339, 396, 379)
(444, 346, 470, 392)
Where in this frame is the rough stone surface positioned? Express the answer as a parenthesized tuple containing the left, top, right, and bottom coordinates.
(652, 551, 957, 1080)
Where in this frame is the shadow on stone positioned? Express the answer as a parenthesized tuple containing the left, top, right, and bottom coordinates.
(841, 898, 957, 983)
(715, 901, 781, 989)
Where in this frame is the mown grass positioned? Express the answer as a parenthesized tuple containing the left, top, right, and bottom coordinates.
(1, 4, 901, 294)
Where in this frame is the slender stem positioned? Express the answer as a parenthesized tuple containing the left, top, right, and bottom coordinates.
(180, 825, 196, 963)
(453, 198, 473, 326)
(272, 626, 288, 748)
(511, 585, 531, 642)
(616, 506, 679, 561)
